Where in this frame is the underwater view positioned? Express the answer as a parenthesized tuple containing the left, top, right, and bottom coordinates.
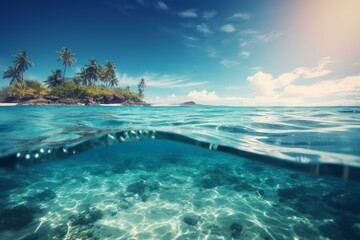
(0, 106, 360, 239)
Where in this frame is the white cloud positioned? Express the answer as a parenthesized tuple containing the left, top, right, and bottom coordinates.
(117, 73, 139, 86)
(150, 94, 180, 106)
(204, 47, 217, 58)
(179, 9, 197, 18)
(172, 89, 249, 105)
(168, 93, 176, 99)
(150, 74, 360, 106)
(240, 51, 250, 58)
(257, 31, 283, 43)
(239, 40, 249, 48)
(186, 36, 198, 41)
(184, 43, 197, 49)
(246, 58, 333, 97)
(247, 57, 334, 97)
(282, 75, 360, 98)
(220, 24, 236, 33)
(225, 85, 246, 90)
(247, 72, 275, 97)
(155, 1, 168, 10)
(228, 12, 252, 20)
(196, 23, 212, 36)
(245, 57, 360, 105)
(183, 43, 218, 58)
(150, 89, 247, 105)
(240, 29, 283, 43)
(247, 72, 298, 97)
(203, 10, 217, 19)
(239, 29, 259, 35)
(161, 81, 208, 88)
(220, 59, 240, 68)
(187, 89, 220, 101)
(252, 66, 262, 72)
(117, 72, 207, 88)
(148, 90, 224, 105)
(153, 90, 360, 106)
(293, 56, 333, 78)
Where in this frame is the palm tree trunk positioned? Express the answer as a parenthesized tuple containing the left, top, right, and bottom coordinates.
(63, 65, 67, 81)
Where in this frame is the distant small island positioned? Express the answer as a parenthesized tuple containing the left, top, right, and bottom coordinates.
(0, 49, 148, 106)
(180, 101, 197, 106)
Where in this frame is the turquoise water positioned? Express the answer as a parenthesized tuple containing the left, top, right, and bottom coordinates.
(0, 106, 360, 239)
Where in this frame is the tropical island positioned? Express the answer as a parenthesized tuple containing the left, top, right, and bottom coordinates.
(0, 48, 148, 106)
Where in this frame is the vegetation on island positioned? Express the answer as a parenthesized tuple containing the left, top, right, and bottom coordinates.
(138, 78, 146, 99)
(1, 49, 146, 105)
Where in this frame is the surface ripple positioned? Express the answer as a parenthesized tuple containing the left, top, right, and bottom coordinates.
(0, 106, 359, 167)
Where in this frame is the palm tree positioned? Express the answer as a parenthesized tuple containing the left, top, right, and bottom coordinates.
(13, 50, 33, 81)
(45, 70, 63, 88)
(109, 77, 119, 88)
(81, 59, 101, 85)
(79, 68, 88, 85)
(101, 61, 118, 87)
(3, 66, 21, 85)
(57, 47, 76, 81)
(138, 78, 146, 98)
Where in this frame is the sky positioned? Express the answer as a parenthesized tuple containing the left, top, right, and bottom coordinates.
(0, 0, 359, 106)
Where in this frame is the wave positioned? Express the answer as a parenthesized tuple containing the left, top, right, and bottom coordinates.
(1, 129, 359, 181)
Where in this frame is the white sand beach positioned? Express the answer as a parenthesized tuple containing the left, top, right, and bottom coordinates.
(0, 103, 17, 106)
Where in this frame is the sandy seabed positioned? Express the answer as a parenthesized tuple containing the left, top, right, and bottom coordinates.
(0, 140, 359, 240)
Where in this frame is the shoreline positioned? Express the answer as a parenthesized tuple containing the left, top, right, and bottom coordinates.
(0, 94, 150, 106)
(0, 99, 197, 107)
(0, 103, 200, 106)
(0, 103, 150, 106)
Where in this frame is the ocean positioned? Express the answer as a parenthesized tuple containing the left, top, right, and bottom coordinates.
(0, 106, 359, 239)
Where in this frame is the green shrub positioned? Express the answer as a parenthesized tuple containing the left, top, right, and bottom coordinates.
(49, 82, 139, 100)
(25, 80, 43, 89)
(113, 88, 139, 100)
(0, 80, 49, 100)
(49, 82, 86, 98)
(25, 80, 49, 98)
(81, 85, 114, 98)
